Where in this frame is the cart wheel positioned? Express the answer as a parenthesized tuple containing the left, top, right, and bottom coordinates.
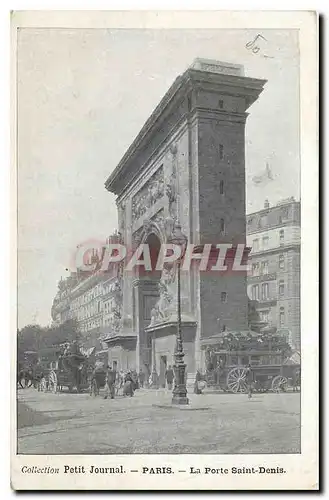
(271, 375, 288, 393)
(226, 367, 247, 393)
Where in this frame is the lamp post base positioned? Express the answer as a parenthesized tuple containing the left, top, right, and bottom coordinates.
(172, 394, 189, 405)
(172, 361, 189, 405)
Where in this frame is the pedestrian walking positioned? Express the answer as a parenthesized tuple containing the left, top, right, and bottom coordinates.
(131, 370, 139, 390)
(194, 369, 203, 394)
(104, 365, 116, 400)
(214, 361, 222, 386)
(165, 365, 174, 390)
(123, 371, 134, 397)
(138, 368, 145, 388)
(245, 363, 254, 399)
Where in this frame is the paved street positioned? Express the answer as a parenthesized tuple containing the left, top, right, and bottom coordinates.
(17, 387, 300, 455)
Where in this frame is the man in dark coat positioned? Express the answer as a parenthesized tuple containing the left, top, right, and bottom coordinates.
(194, 369, 203, 394)
(131, 370, 139, 391)
(123, 371, 134, 397)
(138, 369, 145, 388)
(245, 364, 254, 399)
(104, 365, 116, 399)
(165, 365, 174, 390)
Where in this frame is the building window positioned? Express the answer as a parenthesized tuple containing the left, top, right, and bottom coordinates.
(252, 263, 260, 276)
(279, 229, 285, 246)
(219, 180, 224, 195)
(220, 218, 225, 233)
(218, 99, 224, 109)
(221, 292, 227, 303)
(260, 261, 269, 275)
(261, 282, 269, 300)
(251, 285, 259, 301)
(279, 280, 285, 296)
(253, 239, 259, 252)
(279, 254, 285, 269)
(262, 236, 269, 249)
(279, 307, 285, 326)
(219, 144, 224, 160)
(281, 207, 289, 222)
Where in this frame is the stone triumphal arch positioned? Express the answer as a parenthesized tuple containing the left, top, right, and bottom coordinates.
(104, 58, 266, 380)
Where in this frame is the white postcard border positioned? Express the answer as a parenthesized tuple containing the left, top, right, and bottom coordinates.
(11, 10, 318, 491)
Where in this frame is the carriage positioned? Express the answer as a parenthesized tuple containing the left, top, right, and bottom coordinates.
(37, 343, 97, 393)
(202, 330, 300, 394)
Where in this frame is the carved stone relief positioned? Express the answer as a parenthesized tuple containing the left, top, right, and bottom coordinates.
(104, 279, 123, 336)
(151, 210, 165, 231)
(149, 265, 177, 326)
(132, 166, 164, 221)
(165, 144, 178, 221)
(117, 202, 126, 243)
(132, 210, 165, 247)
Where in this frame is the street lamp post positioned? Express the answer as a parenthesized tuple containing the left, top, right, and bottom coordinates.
(151, 332, 158, 388)
(170, 224, 189, 405)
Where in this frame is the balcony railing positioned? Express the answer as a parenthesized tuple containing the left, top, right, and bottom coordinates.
(248, 272, 277, 283)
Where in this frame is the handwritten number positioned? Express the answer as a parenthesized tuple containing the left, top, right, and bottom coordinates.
(245, 34, 271, 58)
(245, 40, 255, 49)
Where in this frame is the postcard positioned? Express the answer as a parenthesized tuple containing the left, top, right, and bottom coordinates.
(11, 10, 318, 490)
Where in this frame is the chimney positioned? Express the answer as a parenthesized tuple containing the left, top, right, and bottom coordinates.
(264, 199, 270, 209)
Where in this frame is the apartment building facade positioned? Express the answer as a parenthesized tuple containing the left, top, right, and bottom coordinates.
(246, 197, 301, 349)
(51, 234, 122, 352)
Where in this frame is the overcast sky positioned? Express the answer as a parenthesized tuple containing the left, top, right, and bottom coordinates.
(17, 28, 300, 328)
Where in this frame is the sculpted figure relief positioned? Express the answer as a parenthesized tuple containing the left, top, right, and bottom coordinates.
(166, 144, 178, 220)
(132, 167, 164, 221)
(107, 279, 123, 334)
(117, 202, 126, 241)
(149, 266, 176, 326)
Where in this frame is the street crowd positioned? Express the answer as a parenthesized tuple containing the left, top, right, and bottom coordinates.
(91, 364, 176, 399)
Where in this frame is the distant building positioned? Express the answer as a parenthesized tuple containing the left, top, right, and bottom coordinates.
(51, 232, 122, 355)
(246, 197, 301, 349)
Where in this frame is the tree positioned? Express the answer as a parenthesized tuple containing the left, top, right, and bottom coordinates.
(17, 319, 82, 363)
(17, 324, 45, 361)
(59, 319, 82, 344)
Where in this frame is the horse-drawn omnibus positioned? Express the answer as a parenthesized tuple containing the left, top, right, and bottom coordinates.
(37, 342, 97, 393)
(201, 330, 300, 393)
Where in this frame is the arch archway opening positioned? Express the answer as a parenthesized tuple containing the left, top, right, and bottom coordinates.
(135, 232, 162, 280)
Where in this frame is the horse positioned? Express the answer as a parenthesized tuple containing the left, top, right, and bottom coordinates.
(17, 368, 33, 389)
